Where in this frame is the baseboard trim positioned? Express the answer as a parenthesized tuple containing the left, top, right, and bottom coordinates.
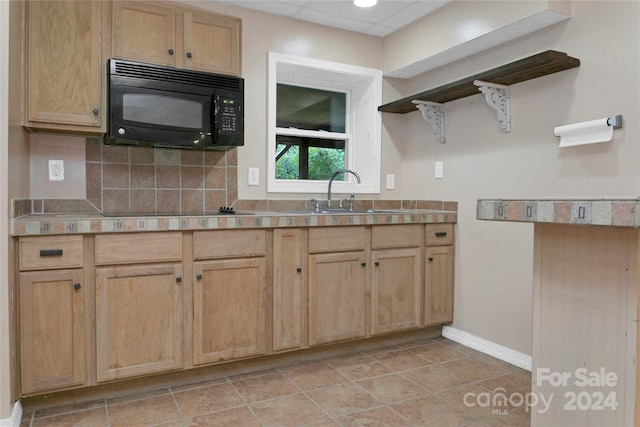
(442, 325, 532, 371)
(0, 400, 22, 427)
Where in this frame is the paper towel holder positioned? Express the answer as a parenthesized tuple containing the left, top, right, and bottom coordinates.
(554, 115, 623, 148)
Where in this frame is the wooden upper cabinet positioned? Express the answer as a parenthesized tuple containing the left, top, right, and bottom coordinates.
(26, 1, 104, 132)
(111, 1, 241, 76)
(111, 1, 177, 67)
(184, 11, 241, 75)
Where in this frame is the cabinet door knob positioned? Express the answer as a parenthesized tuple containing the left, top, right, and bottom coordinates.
(428, 257, 434, 262)
(73, 283, 81, 290)
(91, 107, 100, 115)
(196, 274, 202, 280)
(361, 262, 366, 267)
(168, 48, 174, 55)
(186, 52, 192, 58)
(176, 277, 182, 283)
(374, 261, 380, 267)
(296, 268, 302, 273)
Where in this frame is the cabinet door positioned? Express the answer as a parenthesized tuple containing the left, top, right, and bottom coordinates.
(371, 248, 421, 335)
(96, 264, 184, 382)
(112, 1, 178, 67)
(184, 11, 241, 75)
(424, 246, 454, 325)
(20, 269, 85, 394)
(308, 252, 366, 346)
(193, 258, 266, 365)
(27, 1, 103, 129)
(273, 229, 305, 352)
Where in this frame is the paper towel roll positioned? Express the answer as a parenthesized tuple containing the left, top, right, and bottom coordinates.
(554, 118, 613, 148)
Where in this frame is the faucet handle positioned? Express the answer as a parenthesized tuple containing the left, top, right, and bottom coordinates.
(310, 198, 320, 212)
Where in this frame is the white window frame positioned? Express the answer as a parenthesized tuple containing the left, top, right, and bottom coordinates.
(267, 52, 382, 194)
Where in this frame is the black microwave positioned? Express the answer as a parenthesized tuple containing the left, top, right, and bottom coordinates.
(105, 59, 244, 150)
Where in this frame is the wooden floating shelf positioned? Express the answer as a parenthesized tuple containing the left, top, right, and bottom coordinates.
(378, 50, 580, 114)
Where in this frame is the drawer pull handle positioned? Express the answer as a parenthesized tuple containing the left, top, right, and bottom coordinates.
(428, 257, 434, 262)
(296, 268, 302, 273)
(40, 249, 63, 257)
(435, 232, 447, 237)
(73, 283, 81, 290)
(196, 274, 203, 280)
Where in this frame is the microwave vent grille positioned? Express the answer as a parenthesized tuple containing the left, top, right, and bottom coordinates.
(113, 60, 242, 90)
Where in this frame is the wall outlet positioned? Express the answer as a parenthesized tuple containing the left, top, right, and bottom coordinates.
(435, 161, 444, 179)
(248, 167, 259, 186)
(386, 174, 395, 190)
(48, 160, 64, 181)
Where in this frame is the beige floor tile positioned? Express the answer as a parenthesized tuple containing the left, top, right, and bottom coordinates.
(325, 354, 392, 381)
(337, 406, 414, 426)
(356, 374, 428, 403)
(107, 395, 181, 427)
(170, 376, 227, 393)
(251, 393, 328, 427)
(391, 394, 476, 426)
(401, 364, 469, 392)
(185, 406, 261, 427)
(173, 382, 245, 418)
(31, 407, 107, 427)
(370, 349, 432, 372)
(107, 388, 170, 406)
(409, 342, 468, 363)
(478, 370, 532, 398)
(280, 361, 349, 391)
(33, 399, 105, 419)
(441, 340, 482, 356)
(442, 357, 511, 382)
(231, 370, 299, 403)
(437, 383, 499, 420)
(472, 353, 523, 373)
(483, 407, 531, 426)
(307, 382, 382, 417)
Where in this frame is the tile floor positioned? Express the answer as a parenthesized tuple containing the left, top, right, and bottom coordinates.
(20, 337, 532, 427)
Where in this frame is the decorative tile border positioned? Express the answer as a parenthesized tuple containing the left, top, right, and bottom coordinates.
(477, 199, 640, 228)
(12, 210, 457, 236)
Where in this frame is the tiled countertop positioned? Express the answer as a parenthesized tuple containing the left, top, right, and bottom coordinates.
(477, 199, 639, 228)
(12, 209, 457, 236)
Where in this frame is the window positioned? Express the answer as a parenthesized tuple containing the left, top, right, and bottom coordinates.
(268, 52, 382, 194)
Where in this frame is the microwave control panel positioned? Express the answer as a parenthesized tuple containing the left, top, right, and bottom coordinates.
(214, 91, 243, 147)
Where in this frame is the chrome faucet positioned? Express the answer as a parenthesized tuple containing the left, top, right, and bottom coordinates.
(327, 169, 361, 209)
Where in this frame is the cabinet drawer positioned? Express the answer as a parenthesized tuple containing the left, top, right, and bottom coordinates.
(193, 229, 266, 260)
(95, 232, 182, 265)
(19, 235, 83, 271)
(309, 226, 365, 253)
(372, 224, 421, 249)
(425, 224, 454, 246)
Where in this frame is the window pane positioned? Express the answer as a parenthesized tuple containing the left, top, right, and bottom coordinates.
(123, 94, 203, 129)
(276, 84, 346, 132)
(276, 136, 345, 180)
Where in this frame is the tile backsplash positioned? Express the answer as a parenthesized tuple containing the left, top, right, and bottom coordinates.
(86, 139, 238, 215)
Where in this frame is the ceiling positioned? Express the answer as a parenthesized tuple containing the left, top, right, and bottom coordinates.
(215, 0, 453, 37)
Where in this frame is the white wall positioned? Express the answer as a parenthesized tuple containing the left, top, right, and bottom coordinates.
(389, 0, 640, 354)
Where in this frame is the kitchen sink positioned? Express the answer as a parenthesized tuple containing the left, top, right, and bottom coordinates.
(278, 208, 411, 215)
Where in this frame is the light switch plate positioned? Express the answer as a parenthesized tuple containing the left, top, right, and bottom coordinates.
(248, 167, 259, 186)
(435, 161, 444, 179)
(386, 174, 395, 190)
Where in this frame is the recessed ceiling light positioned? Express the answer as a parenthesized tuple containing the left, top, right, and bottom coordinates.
(354, 0, 377, 8)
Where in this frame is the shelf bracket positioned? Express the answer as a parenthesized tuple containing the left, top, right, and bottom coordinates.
(473, 80, 511, 133)
(412, 100, 445, 143)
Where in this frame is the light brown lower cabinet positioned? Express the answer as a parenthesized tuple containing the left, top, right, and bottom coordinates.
(192, 258, 267, 364)
(424, 224, 454, 326)
(19, 269, 86, 394)
(95, 263, 184, 382)
(272, 229, 305, 352)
